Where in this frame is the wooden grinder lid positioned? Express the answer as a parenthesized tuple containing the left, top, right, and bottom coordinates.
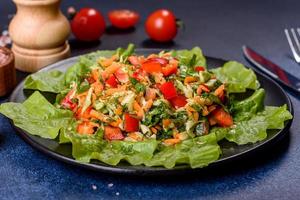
(0, 47, 16, 97)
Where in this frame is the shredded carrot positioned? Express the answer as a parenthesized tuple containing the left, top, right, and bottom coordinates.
(91, 69, 100, 82)
(104, 62, 121, 75)
(214, 84, 225, 97)
(91, 81, 103, 96)
(90, 110, 121, 127)
(163, 138, 181, 146)
(173, 131, 180, 139)
(98, 55, 117, 67)
(151, 127, 158, 134)
(110, 118, 122, 127)
(128, 132, 143, 141)
(133, 101, 144, 119)
(184, 76, 198, 84)
(90, 110, 109, 123)
(105, 85, 126, 95)
(202, 106, 209, 116)
(162, 119, 172, 128)
(115, 105, 123, 116)
(193, 112, 199, 121)
(197, 86, 202, 95)
(186, 105, 196, 112)
(144, 99, 153, 112)
(145, 88, 156, 100)
(199, 84, 210, 93)
(154, 125, 162, 130)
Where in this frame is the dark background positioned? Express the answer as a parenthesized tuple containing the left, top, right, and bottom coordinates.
(0, 0, 300, 199)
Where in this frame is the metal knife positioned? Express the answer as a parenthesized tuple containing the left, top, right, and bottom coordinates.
(243, 45, 300, 93)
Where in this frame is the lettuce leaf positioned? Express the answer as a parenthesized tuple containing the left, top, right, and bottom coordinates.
(225, 105, 292, 145)
(211, 61, 259, 93)
(231, 88, 265, 121)
(24, 70, 65, 93)
(0, 91, 72, 139)
(174, 47, 206, 67)
(65, 130, 158, 165)
(23, 50, 116, 93)
(145, 133, 221, 169)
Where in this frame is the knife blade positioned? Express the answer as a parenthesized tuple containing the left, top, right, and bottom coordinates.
(243, 45, 300, 93)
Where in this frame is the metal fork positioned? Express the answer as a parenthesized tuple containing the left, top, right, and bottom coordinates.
(285, 28, 300, 63)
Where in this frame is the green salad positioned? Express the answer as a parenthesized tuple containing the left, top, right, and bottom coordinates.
(0, 44, 292, 169)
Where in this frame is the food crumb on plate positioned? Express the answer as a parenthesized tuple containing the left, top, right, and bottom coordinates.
(108, 183, 114, 188)
(92, 184, 97, 190)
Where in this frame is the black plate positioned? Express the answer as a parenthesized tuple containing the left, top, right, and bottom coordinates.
(9, 49, 293, 176)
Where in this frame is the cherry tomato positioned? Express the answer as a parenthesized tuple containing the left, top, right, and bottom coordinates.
(71, 8, 106, 41)
(124, 113, 140, 132)
(108, 9, 140, 29)
(160, 82, 177, 100)
(145, 9, 177, 42)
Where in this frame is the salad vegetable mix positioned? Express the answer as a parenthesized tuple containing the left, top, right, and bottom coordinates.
(0, 44, 292, 169)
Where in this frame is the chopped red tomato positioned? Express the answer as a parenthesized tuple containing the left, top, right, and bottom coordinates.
(147, 57, 168, 66)
(105, 74, 118, 88)
(61, 88, 77, 111)
(77, 121, 97, 135)
(160, 82, 177, 99)
(104, 126, 124, 141)
(124, 113, 139, 132)
(162, 64, 177, 76)
(115, 68, 129, 83)
(195, 66, 205, 71)
(169, 95, 187, 108)
(141, 60, 162, 73)
(210, 107, 233, 127)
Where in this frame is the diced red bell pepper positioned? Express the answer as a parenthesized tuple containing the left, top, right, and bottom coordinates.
(105, 74, 118, 88)
(141, 61, 162, 73)
(160, 82, 177, 100)
(147, 57, 168, 66)
(115, 68, 129, 83)
(124, 113, 140, 132)
(195, 66, 205, 72)
(77, 121, 96, 135)
(169, 95, 187, 108)
(162, 64, 178, 76)
(104, 126, 124, 141)
(210, 107, 233, 127)
(61, 88, 77, 111)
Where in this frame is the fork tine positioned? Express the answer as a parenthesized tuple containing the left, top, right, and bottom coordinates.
(291, 28, 300, 52)
(284, 28, 300, 63)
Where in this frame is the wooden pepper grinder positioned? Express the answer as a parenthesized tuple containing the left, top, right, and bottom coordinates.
(9, 0, 71, 72)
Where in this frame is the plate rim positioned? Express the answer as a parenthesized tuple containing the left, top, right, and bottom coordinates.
(8, 52, 294, 176)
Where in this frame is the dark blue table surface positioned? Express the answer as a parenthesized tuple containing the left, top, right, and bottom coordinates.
(1, 0, 300, 199)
